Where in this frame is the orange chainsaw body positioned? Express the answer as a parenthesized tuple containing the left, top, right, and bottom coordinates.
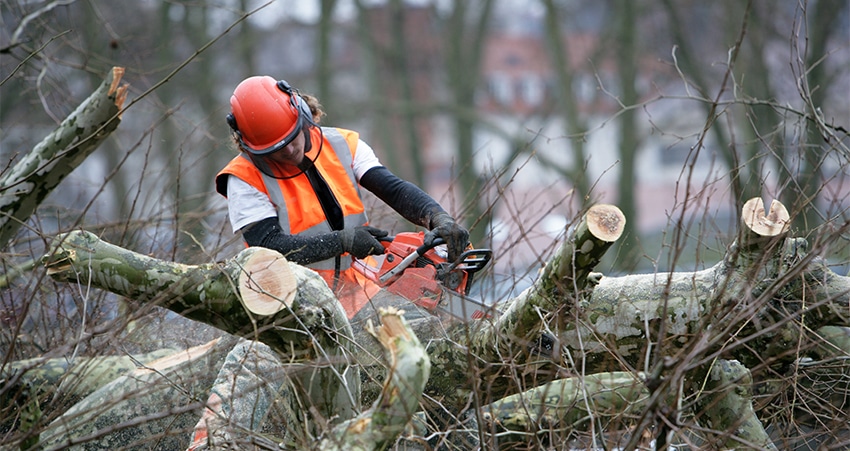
(351, 231, 491, 317)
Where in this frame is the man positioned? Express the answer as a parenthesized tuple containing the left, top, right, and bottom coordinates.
(217, 75, 468, 318)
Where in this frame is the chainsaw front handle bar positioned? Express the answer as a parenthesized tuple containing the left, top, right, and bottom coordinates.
(378, 234, 446, 248)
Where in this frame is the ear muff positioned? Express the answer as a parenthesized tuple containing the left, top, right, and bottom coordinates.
(276, 79, 315, 126)
(226, 113, 239, 132)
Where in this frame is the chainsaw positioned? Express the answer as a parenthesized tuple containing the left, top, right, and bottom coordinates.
(351, 231, 494, 321)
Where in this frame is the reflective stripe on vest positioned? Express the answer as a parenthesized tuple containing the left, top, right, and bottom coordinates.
(260, 127, 368, 272)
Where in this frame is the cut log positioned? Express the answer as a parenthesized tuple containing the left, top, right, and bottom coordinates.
(42, 230, 351, 358)
(237, 247, 297, 316)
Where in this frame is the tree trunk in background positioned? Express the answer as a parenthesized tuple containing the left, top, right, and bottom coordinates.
(793, 0, 846, 232)
(0, 67, 127, 248)
(541, 0, 592, 205)
(77, 3, 134, 227)
(736, 2, 779, 203)
(444, 1, 494, 246)
(659, 0, 741, 210)
(169, 4, 223, 262)
(353, 1, 428, 191)
(612, 0, 641, 271)
(316, 0, 336, 113)
(388, 0, 426, 189)
(353, 1, 399, 179)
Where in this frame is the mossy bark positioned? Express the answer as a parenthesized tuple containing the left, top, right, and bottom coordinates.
(24, 199, 850, 449)
(0, 67, 128, 248)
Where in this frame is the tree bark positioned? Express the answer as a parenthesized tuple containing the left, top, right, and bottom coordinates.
(480, 371, 657, 448)
(1, 347, 180, 407)
(0, 67, 128, 248)
(32, 337, 237, 451)
(319, 308, 430, 451)
(32, 198, 850, 449)
(42, 230, 363, 435)
(693, 359, 777, 450)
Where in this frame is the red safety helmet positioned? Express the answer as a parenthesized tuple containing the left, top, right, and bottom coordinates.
(226, 76, 312, 155)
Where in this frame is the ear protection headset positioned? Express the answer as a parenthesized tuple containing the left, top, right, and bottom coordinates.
(226, 79, 315, 156)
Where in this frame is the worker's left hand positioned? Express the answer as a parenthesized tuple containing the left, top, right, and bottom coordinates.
(425, 212, 469, 263)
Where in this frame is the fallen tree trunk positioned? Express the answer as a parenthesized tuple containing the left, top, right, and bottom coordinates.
(25, 198, 850, 449)
(41, 232, 362, 443)
(42, 231, 352, 361)
(1, 336, 237, 451)
(1, 347, 180, 405)
(0, 67, 128, 248)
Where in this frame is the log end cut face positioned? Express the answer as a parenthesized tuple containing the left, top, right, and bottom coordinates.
(237, 248, 297, 316)
(586, 204, 626, 242)
(742, 197, 790, 237)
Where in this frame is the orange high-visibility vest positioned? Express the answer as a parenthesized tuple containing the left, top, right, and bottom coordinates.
(216, 127, 378, 317)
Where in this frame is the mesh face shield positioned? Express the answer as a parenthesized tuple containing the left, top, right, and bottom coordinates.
(246, 127, 324, 180)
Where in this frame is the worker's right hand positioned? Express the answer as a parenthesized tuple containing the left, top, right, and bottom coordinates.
(338, 226, 388, 259)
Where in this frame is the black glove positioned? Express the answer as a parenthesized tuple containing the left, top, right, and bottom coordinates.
(338, 226, 388, 259)
(424, 211, 469, 263)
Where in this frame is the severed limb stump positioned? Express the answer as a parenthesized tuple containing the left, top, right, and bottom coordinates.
(0, 67, 128, 248)
(319, 308, 430, 451)
(491, 203, 626, 341)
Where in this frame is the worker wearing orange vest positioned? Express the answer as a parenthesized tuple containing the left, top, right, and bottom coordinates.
(216, 75, 469, 318)
(186, 75, 470, 451)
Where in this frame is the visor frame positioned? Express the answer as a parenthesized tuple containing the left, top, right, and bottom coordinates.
(236, 112, 305, 156)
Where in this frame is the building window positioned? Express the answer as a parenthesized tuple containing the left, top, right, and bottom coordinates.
(489, 73, 513, 105)
(519, 75, 543, 106)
